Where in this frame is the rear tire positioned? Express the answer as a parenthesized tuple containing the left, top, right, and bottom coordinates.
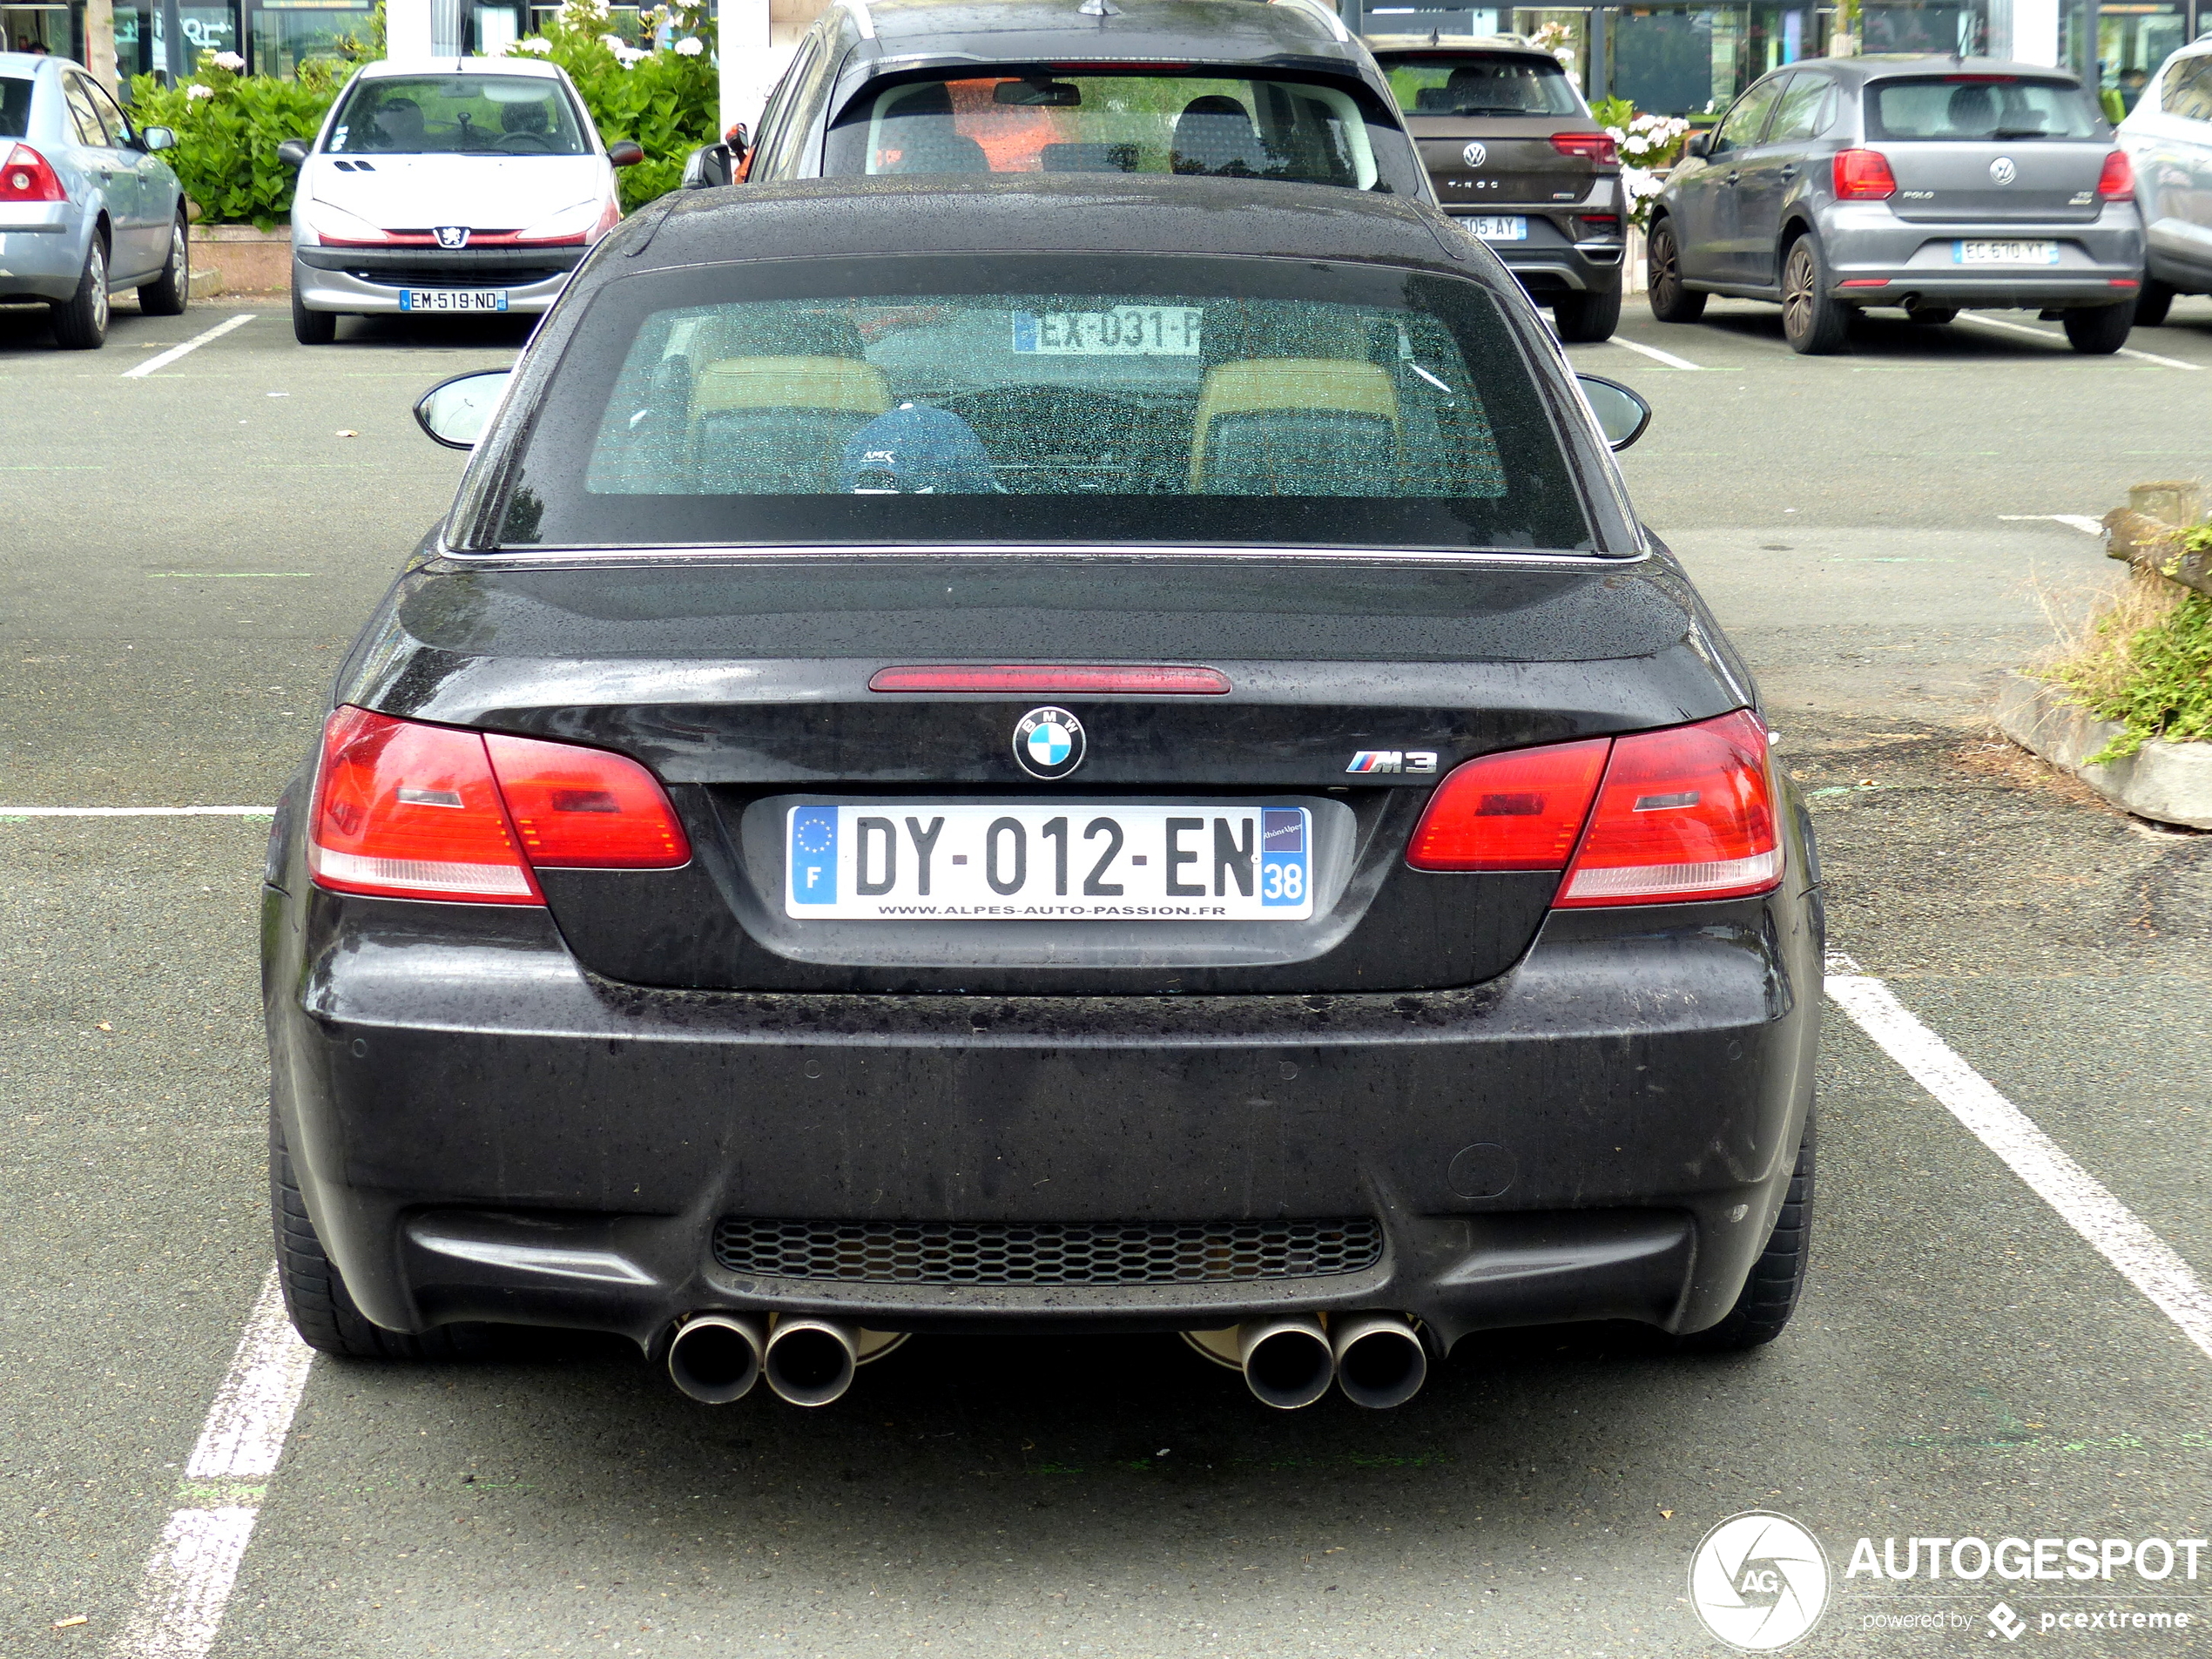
(1645, 219, 1706, 323)
(292, 283, 337, 345)
(1679, 1117, 1815, 1352)
(1553, 284, 1622, 343)
(138, 214, 190, 317)
(50, 234, 110, 350)
(2134, 279, 2175, 328)
(271, 1108, 462, 1359)
(2062, 301, 2133, 354)
(1780, 234, 1850, 355)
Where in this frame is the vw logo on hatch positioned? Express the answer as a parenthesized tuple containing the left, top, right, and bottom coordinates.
(1988, 157, 2017, 186)
(1462, 141, 1487, 168)
(1012, 707, 1086, 780)
(434, 225, 470, 248)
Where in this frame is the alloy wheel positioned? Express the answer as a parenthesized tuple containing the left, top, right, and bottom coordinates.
(90, 243, 109, 335)
(169, 223, 186, 284)
(1782, 244, 1813, 341)
(1651, 229, 1677, 307)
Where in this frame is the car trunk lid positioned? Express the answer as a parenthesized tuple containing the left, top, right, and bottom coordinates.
(1865, 73, 2111, 224)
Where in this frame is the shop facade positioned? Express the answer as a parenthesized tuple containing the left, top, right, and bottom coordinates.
(1345, 0, 2206, 115)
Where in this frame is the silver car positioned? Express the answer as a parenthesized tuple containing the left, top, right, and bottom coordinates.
(2119, 37, 2212, 326)
(0, 51, 190, 348)
(1649, 56, 2146, 355)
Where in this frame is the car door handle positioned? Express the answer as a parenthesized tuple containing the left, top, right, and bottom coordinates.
(1778, 165, 1799, 179)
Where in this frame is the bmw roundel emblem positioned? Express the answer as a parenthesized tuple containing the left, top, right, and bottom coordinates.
(1013, 706, 1085, 779)
(1462, 141, 1487, 168)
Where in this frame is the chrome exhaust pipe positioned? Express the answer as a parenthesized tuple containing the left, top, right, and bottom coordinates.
(666, 1312, 765, 1405)
(1331, 1312, 1428, 1410)
(1237, 1313, 1336, 1410)
(763, 1315, 859, 1407)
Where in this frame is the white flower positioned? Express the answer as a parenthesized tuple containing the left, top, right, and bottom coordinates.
(212, 50, 245, 71)
(511, 34, 551, 52)
(599, 30, 624, 49)
(672, 35, 702, 55)
(185, 82, 213, 99)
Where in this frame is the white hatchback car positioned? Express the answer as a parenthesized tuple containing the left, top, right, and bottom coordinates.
(280, 57, 641, 343)
(2119, 37, 2212, 326)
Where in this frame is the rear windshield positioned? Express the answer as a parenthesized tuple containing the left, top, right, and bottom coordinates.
(497, 255, 1591, 553)
(1865, 75, 2101, 141)
(1, 75, 31, 139)
(1373, 53, 1583, 118)
(327, 74, 590, 156)
(821, 74, 1423, 196)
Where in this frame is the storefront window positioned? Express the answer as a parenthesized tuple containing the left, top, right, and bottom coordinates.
(1860, 0, 1987, 53)
(250, 0, 370, 77)
(2100, 3, 2187, 110)
(3, 2, 75, 58)
(1609, 6, 1746, 115)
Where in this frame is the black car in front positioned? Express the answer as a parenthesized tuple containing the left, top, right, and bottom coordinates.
(264, 176, 1820, 1414)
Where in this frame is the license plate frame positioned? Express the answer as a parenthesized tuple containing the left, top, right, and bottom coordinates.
(785, 803, 1314, 921)
(398, 287, 510, 313)
(1469, 215, 1529, 242)
(1952, 239, 2060, 266)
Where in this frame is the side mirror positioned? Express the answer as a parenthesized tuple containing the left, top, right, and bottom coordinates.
(414, 369, 510, 450)
(1683, 130, 1711, 159)
(140, 125, 176, 153)
(276, 138, 311, 169)
(607, 139, 645, 167)
(1576, 373, 1652, 451)
(683, 140, 734, 188)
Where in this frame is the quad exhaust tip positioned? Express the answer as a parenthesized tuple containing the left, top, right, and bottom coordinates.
(670, 1314, 907, 1407)
(1184, 1312, 1428, 1410)
(667, 1312, 765, 1406)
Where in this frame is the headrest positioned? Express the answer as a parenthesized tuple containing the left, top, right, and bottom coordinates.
(691, 357, 892, 419)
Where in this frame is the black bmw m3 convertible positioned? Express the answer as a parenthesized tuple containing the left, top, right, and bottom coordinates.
(263, 173, 1821, 1413)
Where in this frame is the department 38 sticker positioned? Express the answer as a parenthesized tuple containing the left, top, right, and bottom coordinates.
(1012, 706, 1086, 780)
(1689, 1511, 1831, 1651)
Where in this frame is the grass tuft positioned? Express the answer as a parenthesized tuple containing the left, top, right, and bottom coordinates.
(2034, 562, 2212, 763)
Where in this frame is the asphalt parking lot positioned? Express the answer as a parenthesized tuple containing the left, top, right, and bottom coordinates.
(3, 287, 2209, 1656)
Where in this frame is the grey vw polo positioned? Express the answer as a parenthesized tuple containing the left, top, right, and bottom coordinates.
(0, 51, 191, 349)
(1647, 55, 2147, 354)
(264, 174, 1820, 1417)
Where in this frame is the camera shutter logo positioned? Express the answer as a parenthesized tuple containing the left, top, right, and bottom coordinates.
(1688, 1512, 1830, 1650)
(1462, 141, 1488, 168)
(1989, 156, 2017, 185)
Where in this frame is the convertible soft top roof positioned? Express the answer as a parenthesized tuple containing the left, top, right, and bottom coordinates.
(631, 172, 1486, 275)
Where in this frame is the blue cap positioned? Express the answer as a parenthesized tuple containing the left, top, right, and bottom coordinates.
(838, 403, 1001, 494)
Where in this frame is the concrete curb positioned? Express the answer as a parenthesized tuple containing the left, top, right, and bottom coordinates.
(1996, 671, 2212, 830)
(191, 225, 291, 296)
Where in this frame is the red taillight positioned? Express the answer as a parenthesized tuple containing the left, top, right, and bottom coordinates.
(1556, 710, 1782, 907)
(307, 708, 689, 903)
(483, 733, 691, 867)
(0, 143, 66, 203)
(1832, 148, 1897, 201)
(1405, 738, 1611, 872)
(2098, 149, 2134, 201)
(1551, 132, 1619, 165)
(868, 664, 1231, 694)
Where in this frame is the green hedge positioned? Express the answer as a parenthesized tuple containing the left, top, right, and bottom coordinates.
(131, 0, 718, 228)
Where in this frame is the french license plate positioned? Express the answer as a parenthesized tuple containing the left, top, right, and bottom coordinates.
(1952, 239, 2059, 266)
(1010, 307, 1203, 355)
(1469, 215, 1528, 241)
(786, 804, 1313, 921)
(398, 287, 509, 312)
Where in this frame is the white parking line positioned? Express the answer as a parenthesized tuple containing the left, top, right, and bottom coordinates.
(115, 1267, 313, 1659)
(0, 806, 272, 817)
(1826, 960, 2212, 1362)
(1959, 310, 2203, 371)
(121, 314, 256, 380)
(1604, 335, 1703, 371)
(1999, 513, 2107, 535)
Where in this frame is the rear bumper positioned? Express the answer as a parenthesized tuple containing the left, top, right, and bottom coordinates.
(266, 859, 1822, 1355)
(0, 203, 89, 302)
(1819, 200, 2144, 306)
(1447, 207, 1624, 295)
(291, 245, 584, 314)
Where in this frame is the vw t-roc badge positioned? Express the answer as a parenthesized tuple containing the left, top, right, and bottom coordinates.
(1013, 707, 1086, 779)
(1462, 141, 1487, 168)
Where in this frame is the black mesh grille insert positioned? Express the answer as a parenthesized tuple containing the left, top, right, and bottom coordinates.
(711, 1218, 1383, 1286)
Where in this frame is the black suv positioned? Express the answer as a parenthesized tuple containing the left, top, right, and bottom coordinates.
(689, 0, 1429, 201)
(1366, 36, 1628, 341)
